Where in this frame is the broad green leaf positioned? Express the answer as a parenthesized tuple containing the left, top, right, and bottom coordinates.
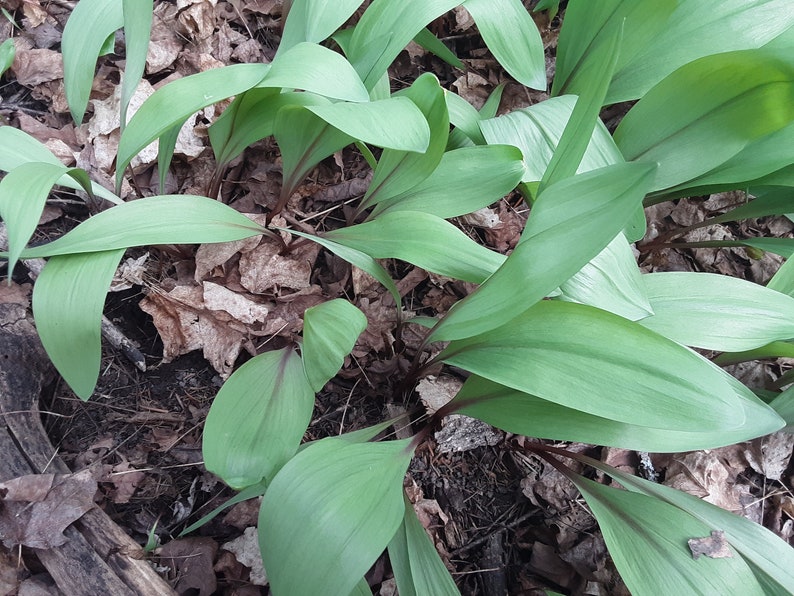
(306, 97, 430, 152)
(15, 195, 265, 259)
(279, 0, 365, 53)
(445, 91, 486, 145)
(359, 74, 449, 213)
(209, 90, 328, 166)
(699, 188, 793, 227)
(289, 229, 401, 306)
(657, 125, 794, 200)
(0, 127, 120, 204)
(480, 96, 624, 183)
(374, 145, 525, 219)
(461, 0, 545, 90)
(32, 249, 125, 399)
(554, 0, 794, 103)
(347, 0, 461, 89)
(275, 105, 355, 202)
(388, 494, 461, 596)
(120, 0, 153, 130)
(614, 49, 794, 192)
(62, 0, 123, 123)
(557, 233, 652, 321)
(571, 475, 765, 595)
(0, 163, 93, 274)
(302, 300, 367, 392)
(770, 387, 794, 431)
(428, 162, 656, 341)
(349, 578, 372, 596)
(261, 42, 369, 102)
(324, 211, 506, 283)
(713, 341, 794, 366)
(639, 272, 794, 351)
(533, 0, 560, 19)
(203, 348, 315, 488)
(157, 123, 181, 195)
(0, 38, 15, 78)
(259, 437, 413, 595)
(117, 63, 269, 189)
(414, 28, 464, 70)
(453, 375, 783, 452)
(768, 250, 794, 296)
(539, 20, 621, 193)
(439, 300, 748, 432)
(578, 455, 794, 592)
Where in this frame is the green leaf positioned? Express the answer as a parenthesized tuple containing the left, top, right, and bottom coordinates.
(15, 195, 265, 259)
(445, 91, 486, 145)
(480, 96, 624, 183)
(614, 49, 794, 192)
(32, 249, 126, 399)
(570, 474, 765, 595)
(576, 455, 794, 592)
(203, 348, 315, 488)
(768, 250, 794, 296)
(120, 0, 153, 130)
(388, 494, 461, 596)
(439, 300, 749, 433)
(557, 233, 652, 320)
(453, 375, 783, 452)
(279, 0, 365, 53)
(117, 63, 269, 189)
(62, 0, 123, 123)
(325, 211, 506, 283)
(539, 20, 621, 193)
(554, 0, 794, 103)
(413, 28, 464, 70)
(359, 73, 449, 213)
(259, 437, 413, 595)
(461, 0, 545, 90)
(347, 0, 461, 89)
(0, 162, 93, 274)
(288, 229, 401, 306)
(302, 300, 367, 392)
(179, 481, 268, 537)
(0, 127, 120, 204)
(209, 90, 328, 166)
(262, 42, 369, 102)
(374, 145, 525, 219)
(713, 341, 794, 366)
(0, 38, 15, 78)
(638, 272, 794, 351)
(770, 387, 794, 431)
(428, 162, 655, 341)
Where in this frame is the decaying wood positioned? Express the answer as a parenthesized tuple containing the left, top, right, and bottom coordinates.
(0, 303, 175, 595)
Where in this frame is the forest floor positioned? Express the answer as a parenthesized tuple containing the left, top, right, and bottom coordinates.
(1, 1, 793, 595)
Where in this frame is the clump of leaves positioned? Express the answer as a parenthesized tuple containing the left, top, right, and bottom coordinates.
(2, 0, 794, 594)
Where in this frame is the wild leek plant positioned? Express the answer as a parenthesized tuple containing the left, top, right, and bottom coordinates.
(2, 0, 794, 593)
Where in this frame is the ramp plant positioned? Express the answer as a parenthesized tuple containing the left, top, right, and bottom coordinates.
(2, 0, 794, 593)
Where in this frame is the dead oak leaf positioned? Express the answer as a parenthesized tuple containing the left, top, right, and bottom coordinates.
(11, 47, 63, 86)
(688, 530, 733, 560)
(0, 470, 97, 549)
(157, 537, 218, 596)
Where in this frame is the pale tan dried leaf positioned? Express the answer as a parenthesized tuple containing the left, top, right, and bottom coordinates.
(22, 0, 49, 27)
(0, 470, 97, 549)
(178, 1, 217, 40)
(0, 281, 31, 307)
(222, 527, 268, 586)
(12, 48, 63, 86)
(743, 431, 794, 481)
(110, 253, 149, 292)
(238, 238, 318, 293)
(459, 207, 500, 229)
(203, 281, 270, 324)
(663, 448, 750, 514)
(688, 530, 733, 560)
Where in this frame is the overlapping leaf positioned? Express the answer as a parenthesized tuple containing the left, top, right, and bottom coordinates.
(120, 0, 153, 130)
(439, 300, 751, 433)
(14, 196, 265, 259)
(324, 212, 505, 283)
(278, 0, 365, 53)
(259, 437, 413, 595)
(554, 0, 794, 103)
(203, 348, 315, 488)
(453, 375, 783, 452)
(32, 249, 126, 400)
(428, 162, 655, 341)
(301, 300, 367, 392)
(638, 272, 794, 351)
(614, 49, 794, 192)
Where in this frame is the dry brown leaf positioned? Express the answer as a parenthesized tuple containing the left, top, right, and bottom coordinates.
(22, 0, 48, 27)
(688, 530, 733, 560)
(139, 284, 247, 377)
(0, 545, 22, 595)
(0, 470, 97, 549)
(222, 527, 268, 586)
(203, 281, 270, 324)
(12, 47, 63, 86)
(157, 537, 218, 596)
(148, 3, 183, 73)
(103, 460, 146, 505)
(178, 1, 217, 40)
(238, 238, 319, 293)
(0, 281, 31, 307)
(743, 431, 794, 481)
